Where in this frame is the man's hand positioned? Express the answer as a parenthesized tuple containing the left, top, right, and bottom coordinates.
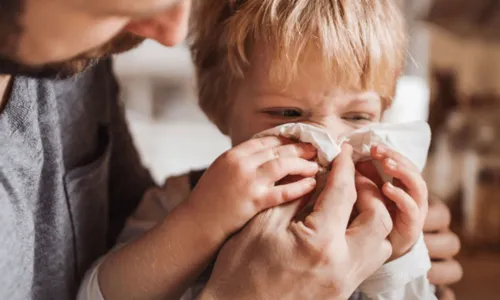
(187, 136, 319, 240)
(424, 196, 463, 299)
(200, 145, 393, 300)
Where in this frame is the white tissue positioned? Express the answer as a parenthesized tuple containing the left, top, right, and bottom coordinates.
(254, 121, 431, 181)
(254, 123, 342, 167)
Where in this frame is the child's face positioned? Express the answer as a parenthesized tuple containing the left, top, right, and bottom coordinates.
(227, 49, 384, 146)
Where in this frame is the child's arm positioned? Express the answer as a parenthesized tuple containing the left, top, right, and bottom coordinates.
(77, 137, 319, 300)
(77, 174, 214, 300)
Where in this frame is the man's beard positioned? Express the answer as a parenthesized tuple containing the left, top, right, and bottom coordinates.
(0, 32, 145, 79)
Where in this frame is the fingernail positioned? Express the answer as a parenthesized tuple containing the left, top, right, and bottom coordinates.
(307, 178, 316, 186)
(386, 182, 395, 190)
(385, 158, 397, 169)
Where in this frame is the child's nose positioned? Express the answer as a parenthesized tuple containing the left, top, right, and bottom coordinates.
(303, 118, 345, 141)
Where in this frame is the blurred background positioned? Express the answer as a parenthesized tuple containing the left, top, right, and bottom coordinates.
(112, 1, 500, 299)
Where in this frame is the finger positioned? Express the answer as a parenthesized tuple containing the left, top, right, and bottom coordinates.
(424, 232, 461, 260)
(380, 158, 428, 209)
(349, 174, 393, 238)
(382, 182, 420, 224)
(265, 178, 317, 209)
(252, 142, 318, 166)
(306, 145, 356, 233)
(371, 144, 419, 172)
(258, 157, 319, 182)
(424, 198, 452, 232)
(428, 260, 463, 285)
(231, 136, 293, 157)
(436, 286, 456, 300)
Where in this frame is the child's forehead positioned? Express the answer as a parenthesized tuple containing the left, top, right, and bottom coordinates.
(249, 51, 375, 96)
(245, 43, 392, 107)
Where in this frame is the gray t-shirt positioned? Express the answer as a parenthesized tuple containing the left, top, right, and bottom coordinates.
(0, 60, 155, 299)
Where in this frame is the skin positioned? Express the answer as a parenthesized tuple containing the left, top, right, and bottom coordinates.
(0, 0, 462, 298)
(99, 137, 323, 299)
(227, 47, 427, 261)
(15, 0, 190, 65)
(200, 145, 394, 300)
(227, 47, 462, 290)
(0, 75, 11, 111)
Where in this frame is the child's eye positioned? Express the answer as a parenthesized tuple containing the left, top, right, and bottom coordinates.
(264, 108, 303, 118)
(342, 113, 374, 123)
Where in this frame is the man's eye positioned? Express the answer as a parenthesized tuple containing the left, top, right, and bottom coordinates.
(265, 109, 303, 118)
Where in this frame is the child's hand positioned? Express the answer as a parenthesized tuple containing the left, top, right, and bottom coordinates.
(186, 136, 319, 242)
(369, 144, 429, 260)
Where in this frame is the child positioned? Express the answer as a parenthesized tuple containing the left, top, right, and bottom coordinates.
(80, 0, 434, 299)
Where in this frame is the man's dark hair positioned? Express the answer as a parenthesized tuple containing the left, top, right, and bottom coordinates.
(0, 0, 24, 54)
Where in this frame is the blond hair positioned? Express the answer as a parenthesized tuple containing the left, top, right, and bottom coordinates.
(190, 0, 407, 134)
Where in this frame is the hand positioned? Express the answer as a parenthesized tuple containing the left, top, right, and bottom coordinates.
(361, 144, 429, 260)
(187, 136, 319, 241)
(424, 196, 463, 288)
(200, 145, 393, 300)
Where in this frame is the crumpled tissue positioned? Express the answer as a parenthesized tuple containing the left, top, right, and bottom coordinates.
(254, 121, 431, 182)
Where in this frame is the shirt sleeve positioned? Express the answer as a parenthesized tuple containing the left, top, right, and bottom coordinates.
(357, 234, 437, 300)
(77, 174, 192, 300)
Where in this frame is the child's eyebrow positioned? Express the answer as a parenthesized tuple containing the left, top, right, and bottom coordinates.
(253, 90, 306, 103)
(351, 93, 381, 103)
(345, 95, 382, 109)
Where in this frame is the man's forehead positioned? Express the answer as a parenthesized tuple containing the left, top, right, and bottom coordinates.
(66, 0, 184, 17)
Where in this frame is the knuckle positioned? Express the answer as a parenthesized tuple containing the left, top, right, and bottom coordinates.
(222, 150, 241, 166)
(263, 189, 284, 207)
(266, 160, 281, 178)
(278, 188, 291, 201)
(295, 220, 333, 259)
(251, 184, 268, 202)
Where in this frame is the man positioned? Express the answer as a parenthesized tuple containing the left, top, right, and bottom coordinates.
(0, 0, 462, 299)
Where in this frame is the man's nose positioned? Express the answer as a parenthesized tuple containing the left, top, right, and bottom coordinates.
(125, 1, 190, 46)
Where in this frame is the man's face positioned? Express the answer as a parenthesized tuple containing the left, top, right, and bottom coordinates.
(0, 0, 191, 78)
